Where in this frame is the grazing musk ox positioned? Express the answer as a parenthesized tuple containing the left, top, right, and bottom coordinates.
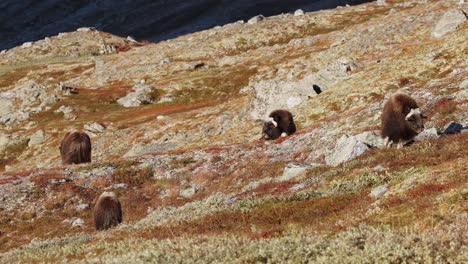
(262, 109, 296, 140)
(94, 191, 122, 231)
(59, 131, 91, 165)
(381, 93, 427, 148)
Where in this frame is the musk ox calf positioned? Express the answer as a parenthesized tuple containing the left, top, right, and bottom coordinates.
(59, 131, 91, 165)
(381, 93, 427, 148)
(262, 109, 296, 140)
(94, 191, 122, 231)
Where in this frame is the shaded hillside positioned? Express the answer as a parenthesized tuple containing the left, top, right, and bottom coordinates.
(0, 0, 372, 50)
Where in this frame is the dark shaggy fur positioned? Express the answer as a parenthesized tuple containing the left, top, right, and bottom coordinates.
(381, 93, 426, 145)
(262, 109, 296, 140)
(59, 131, 91, 165)
(94, 192, 122, 231)
(262, 121, 282, 140)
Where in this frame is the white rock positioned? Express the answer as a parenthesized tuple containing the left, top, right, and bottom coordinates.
(77, 27, 93, 32)
(376, 0, 388, 6)
(84, 122, 106, 133)
(126, 36, 138, 43)
(55, 105, 74, 114)
(431, 9, 467, 38)
(71, 218, 85, 227)
(75, 204, 89, 211)
(0, 134, 10, 152)
(248, 15, 265, 24)
(294, 9, 305, 16)
(279, 163, 316, 181)
(28, 130, 45, 147)
(370, 184, 389, 198)
(355, 130, 384, 148)
(180, 186, 198, 198)
(414, 128, 439, 141)
(325, 135, 370, 166)
(22, 42, 33, 48)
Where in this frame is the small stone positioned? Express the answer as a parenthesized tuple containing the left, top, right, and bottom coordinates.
(76, 27, 93, 32)
(431, 9, 467, 38)
(75, 204, 89, 211)
(28, 130, 45, 147)
(289, 183, 305, 192)
(71, 218, 85, 227)
(414, 128, 439, 141)
(355, 130, 384, 148)
(376, 0, 387, 6)
(126, 36, 138, 43)
(156, 115, 166, 120)
(443, 122, 465, 135)
(248, 15, 265, 24)
(325, 135, 370, 166)
(370, 184, 389, 198)
(294, 9, 304, 16)
(373, 165, 386, 172)
(459, 79, 468, 90)
(84, 122, 106, 133)
(55, 105, 74, 114)
(180, 186, 198, 198)
(22, 42, 33, 48)
(279, 163, 317, 181)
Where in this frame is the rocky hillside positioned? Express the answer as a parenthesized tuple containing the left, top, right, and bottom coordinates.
(0, 0, 467, 262)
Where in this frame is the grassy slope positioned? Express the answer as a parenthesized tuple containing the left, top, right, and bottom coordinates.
(0, 0, 467, 262)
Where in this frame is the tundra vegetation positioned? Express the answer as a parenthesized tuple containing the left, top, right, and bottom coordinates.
(0, 0, 467, 262)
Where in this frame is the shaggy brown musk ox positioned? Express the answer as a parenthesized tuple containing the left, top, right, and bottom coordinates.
(381, 93, 427, 148)
(59, 131, 91, 165)
(94, 191, 122, 231)
(262, 109, 296, 140)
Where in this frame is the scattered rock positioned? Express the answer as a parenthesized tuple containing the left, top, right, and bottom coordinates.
(180, 185, 198, 198)
(58, 83, 79, 95)
(75, 204, 89, 211)
(84, 122, 106, 134)
(370, 184, 388, 198)
(0, 98, 13, 116)
(414, 128, 439, 141)
(126, 36, 138, 43)
(431, 9, 467, 38)
(279, 163, 317, 181)
(248, 15, 265, 24)
(0, 134, 10, 152)
(326, 135, 370, 166)
(443, 122, 465, 135)
(376, 0, 388, 6)
(248, 74, 323, 119)
(72, 218, 85, 227)
(0, 81, 58, 125)
(355, 130, 384, 148)
(55, 105, 74, 115)
(76, 27, 94, 32)
(294, 9, 304, 16)
(117, 83, 157, 107)
(99, 43, 116, 54)
(21, 42, 33, 48)
(62, 217, 85, 227)
(28, 130, 45, 147)
(373, 165, 386, 172)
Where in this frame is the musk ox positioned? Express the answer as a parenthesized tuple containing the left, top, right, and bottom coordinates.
(94, 191, 122, 231)
(262, 109, 296, 140)
(381, 93, 427, 148)
(59, 131, 91, 165)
